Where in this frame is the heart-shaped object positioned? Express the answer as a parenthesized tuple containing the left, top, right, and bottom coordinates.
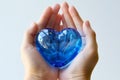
(35, 28, 84, 69)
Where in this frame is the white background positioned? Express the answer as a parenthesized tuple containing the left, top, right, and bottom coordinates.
(0, 0, 120, 80)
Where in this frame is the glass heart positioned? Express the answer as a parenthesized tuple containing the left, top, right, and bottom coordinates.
(35, 28, 83, 69)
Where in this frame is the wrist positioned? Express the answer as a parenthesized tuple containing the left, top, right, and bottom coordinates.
(68, 77, 90, 80)
(24, 73, 45, 80)
(64, 77, 90, 80)
(69, 77, 90, 80)
(24, 71, 50, 80)
(60, 73, 91, 80)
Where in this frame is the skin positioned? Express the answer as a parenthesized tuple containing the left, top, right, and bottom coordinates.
(21, 2, 99, 80)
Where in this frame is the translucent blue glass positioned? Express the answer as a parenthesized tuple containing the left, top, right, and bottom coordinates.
(35, 28, 83, 69)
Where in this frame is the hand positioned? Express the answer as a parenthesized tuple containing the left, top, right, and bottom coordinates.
(21, 2, 99, 80)
(59, 2, 99, 80)
(21, 4, 61, 80)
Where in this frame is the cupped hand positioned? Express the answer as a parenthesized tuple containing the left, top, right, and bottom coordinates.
(21, 2, 99, 80)
(59, 2, 99, 80)
(21, 4, 61, 80)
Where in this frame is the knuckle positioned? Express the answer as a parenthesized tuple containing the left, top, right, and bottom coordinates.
(89, 47, 97, 54)
(86, 43, 98, 54)
(91, 30, 96, 38)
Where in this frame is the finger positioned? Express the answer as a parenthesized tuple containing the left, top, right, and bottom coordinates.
(23, 23, 38, 46)
(37, 7, 53, 31)
(54, 14, 62, 31)
(61, 14, 67, 28)
(83, 21, 97, 47)
(55, 25, 64, 32)
(59, 25, 65, 31)
(69, 6, 84, 35)
(47, 4, 60, 28)
(61, 2, 75, 28)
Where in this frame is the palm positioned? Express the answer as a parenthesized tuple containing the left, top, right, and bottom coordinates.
(24, 45, 58, 80)
(59, 45, 98, 79)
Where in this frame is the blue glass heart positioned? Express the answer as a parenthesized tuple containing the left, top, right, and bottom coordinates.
(35, 28, 83, 69)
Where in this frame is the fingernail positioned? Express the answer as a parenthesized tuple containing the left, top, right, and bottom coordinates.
(85, 21, 90, 27)
(30, 22, 35, 27)
(30, 22, 38, 30)
(63, 1, 69, 8)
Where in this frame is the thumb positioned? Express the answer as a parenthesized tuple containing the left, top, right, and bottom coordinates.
(83, 21, 97, 48)
(22, 23, 38, 46)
